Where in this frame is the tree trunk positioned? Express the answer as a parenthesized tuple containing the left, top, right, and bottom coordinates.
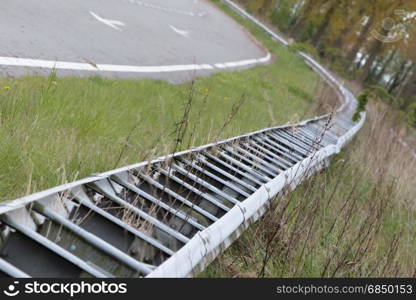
(355, 54, 367, 69)
(312, 2, 337, 47)
(259, 0, 274, 16)
(398, 66, 416, 101)
(358, 27, 387, 82)
(331, 26, 352, 49)
(365, 57, 383, 83)
(359, 50, 382, 82)
(388, 61, 409, 93)
(333, 7, 366, 50)
(289, 0, 315, 38)
(373, 47, 397, 84)
(346, 18, 373, 61)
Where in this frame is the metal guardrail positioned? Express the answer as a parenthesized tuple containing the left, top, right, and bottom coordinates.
(0, 0, 365, 278)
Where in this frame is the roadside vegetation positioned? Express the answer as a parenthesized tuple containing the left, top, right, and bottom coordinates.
(200, 0, 416, 278)
(1, 0, 414, 278)
(202, 101, 416, 277)
(238, 0, 416, 129)
(0, 1, 322, 201)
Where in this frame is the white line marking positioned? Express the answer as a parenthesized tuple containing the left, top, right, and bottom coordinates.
(215, 53, 271, 69)
(258, 53, 272, 63)
(90, 11, 125, 31)
(0, 53, 271, 74)
(169, 25, 190, 38)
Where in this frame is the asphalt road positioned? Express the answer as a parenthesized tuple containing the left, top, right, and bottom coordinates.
(0, 0, 269, 82)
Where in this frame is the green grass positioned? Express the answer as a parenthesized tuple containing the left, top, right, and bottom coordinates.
(0, 0, 319, 201)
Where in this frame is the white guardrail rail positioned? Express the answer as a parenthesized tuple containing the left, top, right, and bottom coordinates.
(0, 0, 365, 278)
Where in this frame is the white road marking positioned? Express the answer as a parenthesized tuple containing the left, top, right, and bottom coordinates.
(258, 53, 272, 63)
(169, 25, 190, 38)
(214, 53, 271, 68)
(0, 53, 271, 74)
(90, 11, 125, 31)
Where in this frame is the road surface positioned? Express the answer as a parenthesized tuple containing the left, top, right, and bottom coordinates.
(0, 0, 270, 82)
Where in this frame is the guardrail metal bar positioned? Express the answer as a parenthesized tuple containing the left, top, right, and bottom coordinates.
(0, 0, 366, 278)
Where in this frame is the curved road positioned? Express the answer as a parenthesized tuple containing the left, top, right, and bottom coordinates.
(0, 0, 269, 82)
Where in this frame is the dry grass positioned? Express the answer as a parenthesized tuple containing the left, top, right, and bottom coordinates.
(202, 100, 416, 278)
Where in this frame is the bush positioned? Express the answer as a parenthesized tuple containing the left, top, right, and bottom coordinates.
(407, 102, 416, 127)
(366, 85, 394, 104)
(353, 92, 369, 122)
(319, 47, 352, 79)
(323, 47, 344, 62)
(270, 0, 294, 33)
(288, 42, 317, 57)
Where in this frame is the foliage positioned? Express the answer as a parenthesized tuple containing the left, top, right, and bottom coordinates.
(366, 85, 395, 103)
(407, 102, 416, 127)
(323, 47, 354, 79)
(237, 0, 416, 127)
(288, 42, 317, 57)
(353, 92, 369, 122)
(269, 0, 294, 32)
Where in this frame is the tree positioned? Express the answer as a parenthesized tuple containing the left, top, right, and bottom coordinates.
(311, 0, 338, 47)
(399, 66, 416, 101)
(372, 47, 398, 84)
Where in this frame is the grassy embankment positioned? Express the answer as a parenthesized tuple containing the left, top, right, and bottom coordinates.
(0, 0, 321, 201)
(202, 1, 416, 278)
(203, 102, 416, 277)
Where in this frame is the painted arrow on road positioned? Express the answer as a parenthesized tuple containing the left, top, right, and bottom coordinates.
(90, 11, 125, 31)
(169, 25, 190, 38)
